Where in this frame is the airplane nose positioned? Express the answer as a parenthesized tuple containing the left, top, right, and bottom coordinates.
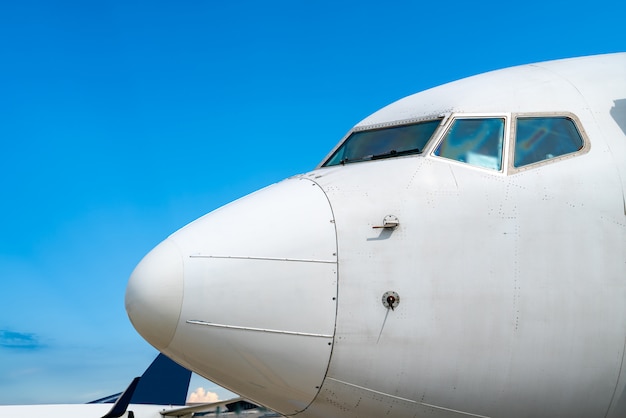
(128, 177, 338, 415)
(125, 239, 184, 350)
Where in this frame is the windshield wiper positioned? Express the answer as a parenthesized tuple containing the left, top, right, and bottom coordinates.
(340, 148, 421, 165)
(371, 148, 421, 160)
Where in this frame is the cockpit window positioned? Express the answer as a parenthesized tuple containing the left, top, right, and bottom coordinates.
(323, 119, 441, 166)
(434, 118, 505, 170)
(514, 117, 584, 167)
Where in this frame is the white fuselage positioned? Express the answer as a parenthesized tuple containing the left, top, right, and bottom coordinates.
(125, 53, 626, 417)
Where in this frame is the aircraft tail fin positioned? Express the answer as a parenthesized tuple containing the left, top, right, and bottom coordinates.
(90, 353, 192, 409)
(130, 353, 192, 406)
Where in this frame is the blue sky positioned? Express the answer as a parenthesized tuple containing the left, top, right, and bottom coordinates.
(0, 0, 624, 405)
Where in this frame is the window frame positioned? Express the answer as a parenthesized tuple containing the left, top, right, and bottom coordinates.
(318, 116, 445, 168)
(428, 113, 512, 174)
(507, 112, 590, 174)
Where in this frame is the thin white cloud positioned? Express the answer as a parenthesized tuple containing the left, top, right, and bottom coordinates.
(188, 387, 220, 403)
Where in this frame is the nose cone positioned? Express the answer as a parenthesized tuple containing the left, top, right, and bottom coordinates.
(125, 239, 184, 350)
(126, 177, 338, 415)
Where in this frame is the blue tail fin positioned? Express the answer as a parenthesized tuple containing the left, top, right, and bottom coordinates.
(130, 353, 192, 406)
(91, 353, 192, 407)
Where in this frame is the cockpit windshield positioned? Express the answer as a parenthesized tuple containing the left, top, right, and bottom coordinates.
(434, 117, 505, 170)
(323, 119, 441, 166)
